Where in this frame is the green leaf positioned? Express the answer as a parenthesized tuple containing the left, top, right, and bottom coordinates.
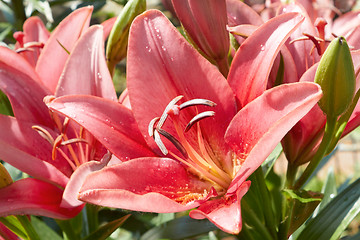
(283, 189, 322, 204)
(83, 214, 130, 240)
(30, 217, 62, 240)
(315, 168, 337, 215)
(0, 216, 28, 239)
(287, 190, 323, 235)
(297, 178, 360, 240)
(140, 216, 217, 240)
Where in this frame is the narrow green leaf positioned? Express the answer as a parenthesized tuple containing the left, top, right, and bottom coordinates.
(16, 215, 41, 240)
(297, 178, 360, 240)
(0, 216, 28, 239)
(140, 216, 217, 240)
(315, 168, 337, 215)
(83, 214, 130, 240)
(30, 217, 62, 240)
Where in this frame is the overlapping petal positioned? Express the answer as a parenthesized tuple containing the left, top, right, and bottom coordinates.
(79, 158, 213, 212)
(227, 12, 304, 107)
(13, 16, 50, 67)
(55, 25, 117, 100)
(190, 181, 250, 234)
(48, 95, 155, 160)
(127, 10, 236, 154)
(0, 179, 82, 219)
(0, 47, 52, 126)
(225, 82, 322, 192)
(36, 6, 93, 93)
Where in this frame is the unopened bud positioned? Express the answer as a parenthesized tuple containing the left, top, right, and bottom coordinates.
(314, 37, 355, 117)
(106, 0, 146, 75)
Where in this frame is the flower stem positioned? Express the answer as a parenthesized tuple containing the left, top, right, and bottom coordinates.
(86, 204, 100, 234)
(293, 116, 337, 189)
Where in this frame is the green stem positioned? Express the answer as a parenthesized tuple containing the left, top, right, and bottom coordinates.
(16, 216, 41, 240)
(286, 164, 298, 189)
(254, 167, 278, 239)
(278, 198, 294, 240)
(86, 204, 99, 234)
(293, 117, 337, 189)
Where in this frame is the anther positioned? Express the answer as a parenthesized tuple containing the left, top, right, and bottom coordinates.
(179, 99, 216, 110)
(154, 129, 168, 155)
(148, 117, 160, 137)
(60, 138, 88, 146)
(32, 125, 55, 145)
(158, 96, 183, 129)
(157, 129, 188, 158)
(185, 111, 215, 132)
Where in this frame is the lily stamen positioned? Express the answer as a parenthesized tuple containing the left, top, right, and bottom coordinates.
(157, 129, 188, 158)
(32, 125, 54, 145)
(185, 111, 215, 132)
(149, 96, 232, 189)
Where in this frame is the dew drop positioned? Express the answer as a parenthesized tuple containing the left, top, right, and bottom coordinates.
(260, 45, 265, 51)
(103, 137, 108, 142)
(161, 46, 167, 51)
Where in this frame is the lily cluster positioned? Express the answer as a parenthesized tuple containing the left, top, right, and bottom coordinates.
(0, 0, 360, 238)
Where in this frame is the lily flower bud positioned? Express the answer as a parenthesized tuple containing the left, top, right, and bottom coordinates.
(171, 0, 230, 76)
(0, 163, 12, 188)
(314, 37, 355, 117)
(106, 0, 146, 75)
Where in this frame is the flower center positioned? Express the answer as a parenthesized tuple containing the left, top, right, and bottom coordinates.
(32, 96, 94, 171)
(148, 96, 232, 191)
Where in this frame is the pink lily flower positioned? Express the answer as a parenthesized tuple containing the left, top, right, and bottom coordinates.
(48, 10, 322, 233)
(230, 1, 360, 165)
(0, 8, 116, 218)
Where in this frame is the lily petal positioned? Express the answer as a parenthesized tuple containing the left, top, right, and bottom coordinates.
(0, 47, 53, 126)
(36, 6, 93, 93)
(101, 17, 117, 40)
(228, 12, 304, 108)
(190, 181, 250, 234)
(79, 157, 212, 212)
(226, 0, 263, 27)
(61, 153, 111, 208)
(225, 82, 322, 193)
(14, 16, 50, 67)
(127, 10, 236, 154)
(48, 95, 155, 160)
(0, 179, 82, 219)
(55, 25, 117, 100)
(0, 115, 71, 187)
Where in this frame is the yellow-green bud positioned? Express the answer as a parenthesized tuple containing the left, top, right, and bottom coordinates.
(314, 37, 355, 117)
(0, 163, 12, 188)
(106, 0, 146, 75)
